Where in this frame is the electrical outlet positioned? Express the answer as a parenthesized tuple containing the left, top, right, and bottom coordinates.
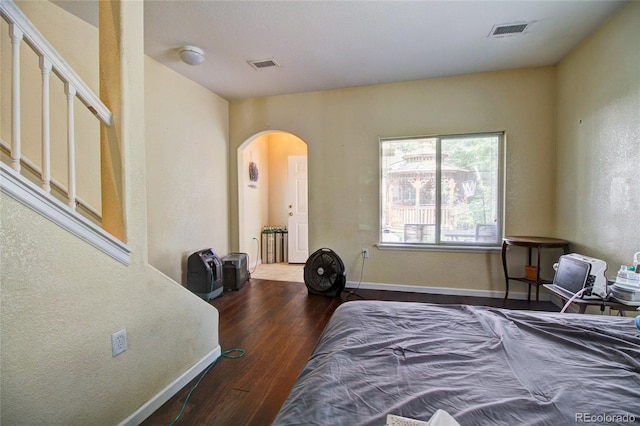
(362, 248, 369, 258)
(111, 328, 127, 357)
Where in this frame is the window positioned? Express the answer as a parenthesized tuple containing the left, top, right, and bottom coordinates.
(380, 132, 504, 249)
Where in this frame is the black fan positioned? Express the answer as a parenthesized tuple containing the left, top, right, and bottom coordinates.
(304, 248, 346, 298)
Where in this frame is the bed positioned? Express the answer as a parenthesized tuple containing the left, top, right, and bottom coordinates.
(274, 301, 640, 425)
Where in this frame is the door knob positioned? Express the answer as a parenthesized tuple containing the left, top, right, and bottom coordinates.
(289, 212, 293, 216)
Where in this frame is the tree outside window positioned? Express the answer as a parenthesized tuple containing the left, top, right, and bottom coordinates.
(380, 133, 503, 247)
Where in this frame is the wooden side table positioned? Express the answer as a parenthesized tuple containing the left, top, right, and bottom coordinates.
(502, 236, 571, 301)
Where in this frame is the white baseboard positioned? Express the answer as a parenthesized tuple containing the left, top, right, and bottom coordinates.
(345, 280, 552, 302)
(119, 345, 222, 426)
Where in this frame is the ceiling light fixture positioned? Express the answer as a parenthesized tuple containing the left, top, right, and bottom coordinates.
(179, 45, 205, 65)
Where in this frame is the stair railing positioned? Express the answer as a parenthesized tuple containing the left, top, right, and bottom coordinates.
(0, 0, 130, 265)
(0, 0, 111, 211)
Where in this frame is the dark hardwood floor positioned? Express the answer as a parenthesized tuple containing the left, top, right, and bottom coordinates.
(141, 279, 558, 426)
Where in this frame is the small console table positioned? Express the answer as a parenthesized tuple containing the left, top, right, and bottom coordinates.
(501, 236, 571, 301)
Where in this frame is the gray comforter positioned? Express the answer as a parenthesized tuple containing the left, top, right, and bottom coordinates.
(274, 301, 640, 425)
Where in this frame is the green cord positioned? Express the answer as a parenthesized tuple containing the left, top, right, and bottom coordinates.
(169, 348, 246, 426)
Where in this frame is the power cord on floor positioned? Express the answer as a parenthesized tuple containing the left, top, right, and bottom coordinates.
(169, 348, 246, 426)
(345, 256, 366, 301)
(250, 237, 260, 275)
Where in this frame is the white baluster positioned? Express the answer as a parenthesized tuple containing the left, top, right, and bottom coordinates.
(65, 83, 77, 210)
(10, 24, 23, 172)
(40, 56, 52, 193)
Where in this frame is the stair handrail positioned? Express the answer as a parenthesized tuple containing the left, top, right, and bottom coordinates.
(0, 139, 102, 222)
(0, 0, 112, 126)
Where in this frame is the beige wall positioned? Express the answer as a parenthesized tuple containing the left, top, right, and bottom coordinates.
(1, 196, 219, 425)
(1, 1, 220, 424)
(556, 2, 640, 268)
(239, 133, 269, 258)
(145, 56, 229, 283)
(230, 68, 557, 293)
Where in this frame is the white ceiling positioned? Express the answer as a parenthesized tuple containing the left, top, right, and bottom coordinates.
(52, 0, 624, 101)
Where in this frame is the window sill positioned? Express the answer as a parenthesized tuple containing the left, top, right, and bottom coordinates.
(377, 242, 502, 254)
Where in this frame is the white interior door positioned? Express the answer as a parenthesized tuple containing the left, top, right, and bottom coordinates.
(287, 155, 309, 263)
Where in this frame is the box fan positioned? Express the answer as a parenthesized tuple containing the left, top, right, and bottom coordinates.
(304, 248, 346, 298)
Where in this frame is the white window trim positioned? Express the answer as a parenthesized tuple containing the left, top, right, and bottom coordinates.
(378, 131, 505, 251)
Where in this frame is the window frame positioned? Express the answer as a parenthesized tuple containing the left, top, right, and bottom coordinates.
(378, 131, 505, 252)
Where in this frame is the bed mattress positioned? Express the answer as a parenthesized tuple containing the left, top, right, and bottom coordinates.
(274, 301, 640, 425)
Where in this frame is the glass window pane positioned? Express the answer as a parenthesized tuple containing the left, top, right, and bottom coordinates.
(440, 135, 500, 245)
(380, 133, 502, 247)
(381, 138, 437, 243)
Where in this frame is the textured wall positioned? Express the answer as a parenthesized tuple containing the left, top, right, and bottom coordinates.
(230, 68, 557, 293)
(239, 133, 270, 258)
(145, 57, 229, 284)
(0, 196, 219, 424)
(556, 2, 640, 268)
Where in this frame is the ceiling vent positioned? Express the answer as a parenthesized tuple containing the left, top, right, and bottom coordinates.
(248, 58, 281, 70)
(488, 22, 529, 38)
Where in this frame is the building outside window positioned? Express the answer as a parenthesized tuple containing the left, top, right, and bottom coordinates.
(380, 132, 504, 249)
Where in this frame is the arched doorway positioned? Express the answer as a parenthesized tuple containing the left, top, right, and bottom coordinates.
(237, 131, 308, 268)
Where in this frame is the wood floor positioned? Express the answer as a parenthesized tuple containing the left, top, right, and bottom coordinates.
(141, 279, 558, 426)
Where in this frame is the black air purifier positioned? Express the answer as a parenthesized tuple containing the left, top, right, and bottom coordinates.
(222, 252, 250, 291)
(187, 249, 223, 301)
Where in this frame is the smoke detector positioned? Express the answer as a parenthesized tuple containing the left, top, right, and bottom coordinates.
(248, 58, 281, 70)
(179, 45, 205, 65)
(488, 22, 531, 38)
